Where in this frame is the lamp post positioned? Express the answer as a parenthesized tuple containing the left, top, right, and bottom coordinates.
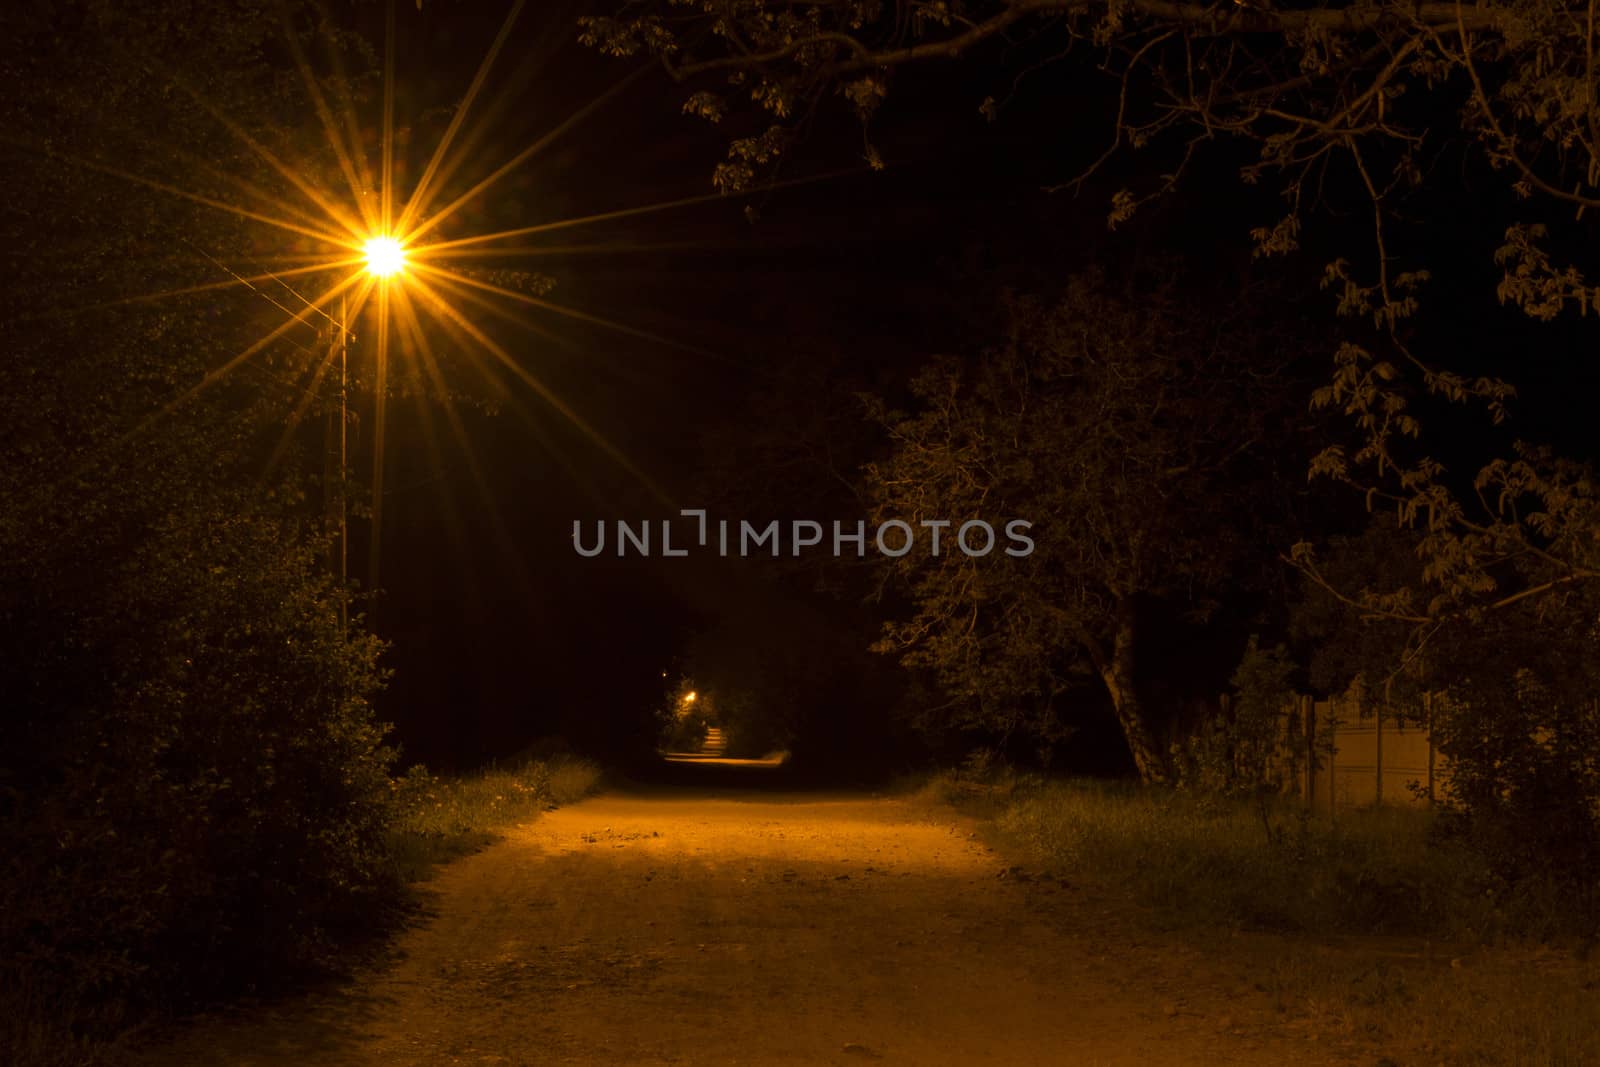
(325, 235, 405, 631)
(325, 290, 350, 631)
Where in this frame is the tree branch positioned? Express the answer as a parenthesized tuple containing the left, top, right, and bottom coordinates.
(1446, 2, 1600, 210)
(667, 0, 1513, 80)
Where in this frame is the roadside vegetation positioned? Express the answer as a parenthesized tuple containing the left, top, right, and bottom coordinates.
(386, 757, 602, 882)
(985, 778, 1564, 941)
(2, 755, 600, 1067)
(919, 763, 1600, 1065)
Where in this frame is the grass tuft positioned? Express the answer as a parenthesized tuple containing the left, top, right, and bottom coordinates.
(988, 779, 1501, 938)
(386, 756, 601, 883)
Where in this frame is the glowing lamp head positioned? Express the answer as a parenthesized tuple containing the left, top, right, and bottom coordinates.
(363, 236, 406, 278)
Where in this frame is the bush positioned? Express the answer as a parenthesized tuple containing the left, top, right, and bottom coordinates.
(1172, 637, 1305, 798)
(0, 503, 395, 1055)
(1426, 604, 1600, 925)
(1292, 516, 1600, 928)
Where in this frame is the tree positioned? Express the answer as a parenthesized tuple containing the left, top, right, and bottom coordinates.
(1288, 514, 1426, 697)
(580, 0, 1600, 647)
(864, 269, 1293, 782)
(582, 2, 1600, 825)
(579, 0, 1600, 224)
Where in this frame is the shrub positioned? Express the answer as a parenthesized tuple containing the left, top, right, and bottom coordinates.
(0, 503, 395, 1054)
(1427, 616, 1600, 936)
(1292, 516, 1600, 928)
(1172, 637, 1305, 798)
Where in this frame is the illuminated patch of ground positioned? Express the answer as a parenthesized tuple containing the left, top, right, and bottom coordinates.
(138, 787, 1385, 1065)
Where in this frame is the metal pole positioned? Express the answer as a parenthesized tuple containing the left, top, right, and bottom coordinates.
(1329, 694, 1338, 817)
(338, 292, 349, 632)
(1425, 690, 1435, 803)
(1376, 678, 1387, 806)
(1303, 694, 1315, 808)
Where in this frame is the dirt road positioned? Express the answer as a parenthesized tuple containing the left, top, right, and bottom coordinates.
(141, 785, 1372, 1065)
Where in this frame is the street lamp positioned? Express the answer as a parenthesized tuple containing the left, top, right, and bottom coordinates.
(363, 236, 406, 278)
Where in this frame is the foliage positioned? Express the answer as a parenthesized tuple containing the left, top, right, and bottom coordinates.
(582, 0, 1600, 846)
(386, 757, 602, 882)
(911, 750, 1046, 812)
(1424, 598, 1600, 915)
(1289, 515, 1425, 695)
(0, 1, 409, 1055)
(0, 500, 394, 1051)
(663, 706, 714, 753)
(579, 0, 1600, 338)
(677, 584, 908, 767)
(707, 687, 786, 760)
(1173, 637, 1307, 798)
(677, 340, 922, 773)
(990, 780, 1531, 939)
(579, 0, 1600, 263)
(1292, 515, 1600, 907)
(864, 268, 1294, 782)
(580, 0, 1600, 593)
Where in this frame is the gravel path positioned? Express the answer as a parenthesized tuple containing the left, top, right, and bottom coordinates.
(139, 785, 1370, 1065)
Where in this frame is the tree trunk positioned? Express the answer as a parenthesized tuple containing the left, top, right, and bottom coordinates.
(1093, 602, 1171, 785)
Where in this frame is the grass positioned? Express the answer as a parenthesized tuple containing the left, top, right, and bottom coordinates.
(928, 771, 1600, 1065)
(985, 777, 1500, 938)
(386, 756, 602, 883)
(1252, 944, 1600, 1065)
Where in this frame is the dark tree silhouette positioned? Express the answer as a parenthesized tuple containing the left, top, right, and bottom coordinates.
(582, 0, 1600, 807)
(581, 0, 1600, 642)
(864, 270, 1294, 781)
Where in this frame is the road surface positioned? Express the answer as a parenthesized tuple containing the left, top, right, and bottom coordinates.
(139, 783, 1369, 1065)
